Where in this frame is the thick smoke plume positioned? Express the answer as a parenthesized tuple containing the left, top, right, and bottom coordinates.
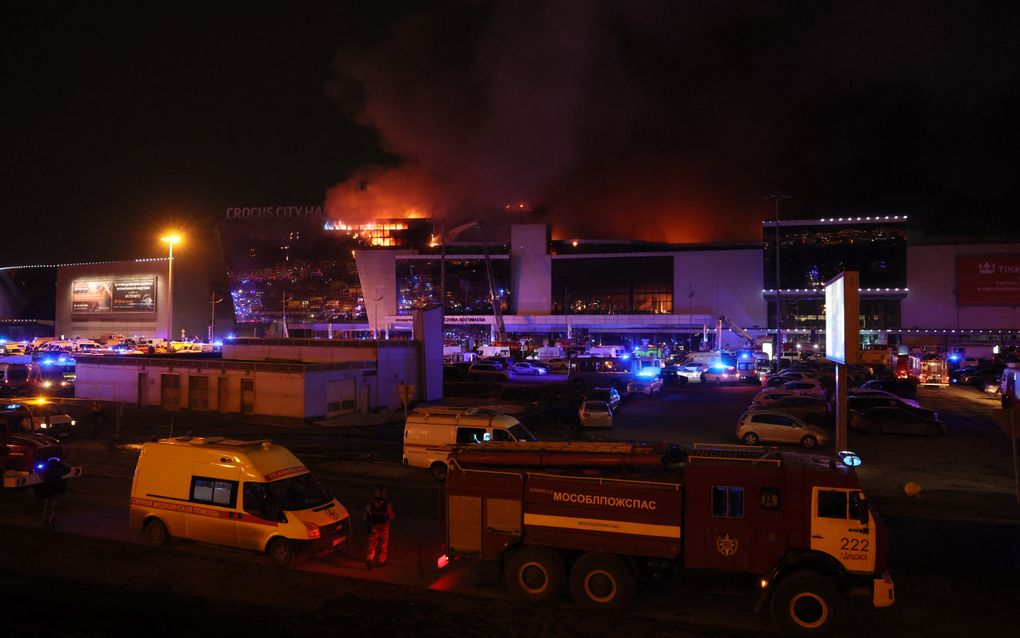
(326, 1, 1020, 242)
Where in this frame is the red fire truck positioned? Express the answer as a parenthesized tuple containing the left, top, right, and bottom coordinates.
(909, 353, 949, 385)
(441, 442, 894, 635)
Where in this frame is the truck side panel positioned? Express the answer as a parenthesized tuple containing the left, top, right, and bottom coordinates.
(683, 462, 788, 573)
(446, 469, 524, 560)
(522, 473, 683, 559)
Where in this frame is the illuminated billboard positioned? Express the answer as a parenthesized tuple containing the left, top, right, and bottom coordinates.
(958, 253, 1020, 305)
(71, 278, 157, 314)
(824, 271, 859, 365)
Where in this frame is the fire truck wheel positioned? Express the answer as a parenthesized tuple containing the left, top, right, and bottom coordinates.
(569, 553, 635, 610)
(742, 432, 760, 445)
(800, 435, 818, 449)
(430, 462, 448, 481)
(267, 538, 295, 567)
(771, 571, 845, 636)
(504, 547, 564, 602)
(144, 518, 169, 546)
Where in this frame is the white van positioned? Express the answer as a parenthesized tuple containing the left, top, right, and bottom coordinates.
(403, 407, 537, 480)
(129, 436, 350, 566)
(683, 351, 725, 368)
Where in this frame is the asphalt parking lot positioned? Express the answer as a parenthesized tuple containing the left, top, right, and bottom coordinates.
(2, 377, 1017, 637)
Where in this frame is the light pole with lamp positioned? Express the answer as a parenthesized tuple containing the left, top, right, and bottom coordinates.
(160, 233, 182, 344)
(766, 192, 789, 367)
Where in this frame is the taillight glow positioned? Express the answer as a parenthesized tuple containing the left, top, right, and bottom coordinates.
(437, 554, 450, 569)
(305, 523, 321, 540)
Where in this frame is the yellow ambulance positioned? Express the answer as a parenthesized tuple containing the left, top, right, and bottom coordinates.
(129, 436, 349, 566)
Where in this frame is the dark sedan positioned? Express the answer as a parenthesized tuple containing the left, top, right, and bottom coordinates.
(850, 406, 946, 437)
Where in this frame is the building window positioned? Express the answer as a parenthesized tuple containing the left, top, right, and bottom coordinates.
(552, 257, 673, 314)
(712, 486, 744, 518)
(396, 259, 511, 315)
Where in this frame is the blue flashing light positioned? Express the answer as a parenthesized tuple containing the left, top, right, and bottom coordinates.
(949, 354, 961, 362)
(41, 358, 54, 366)
(838, 451, 863, 467)
(741, 352, 750, 359)
(6, 404, 20, 409)
(0, 338, 7, 343)
(711, 364, 728, 372)
(36, 463, 45, 471)
(637, 367, 658, 378)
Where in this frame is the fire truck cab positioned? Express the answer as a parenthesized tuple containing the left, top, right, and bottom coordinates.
(442, 442, 893, 635)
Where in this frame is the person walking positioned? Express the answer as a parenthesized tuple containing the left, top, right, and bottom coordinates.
(40, 458, 69, 528)
(90, 401, 105, 437)
(364, 487, 394, 569)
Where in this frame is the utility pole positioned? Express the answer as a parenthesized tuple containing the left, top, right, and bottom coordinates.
(767, 192, 790, 366)
(209, 293, 223, 342)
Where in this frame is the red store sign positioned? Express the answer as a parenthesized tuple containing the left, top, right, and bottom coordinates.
(958, 253, 1020, 305)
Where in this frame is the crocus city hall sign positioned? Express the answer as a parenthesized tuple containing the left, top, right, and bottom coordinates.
(225, 206, 324, 220)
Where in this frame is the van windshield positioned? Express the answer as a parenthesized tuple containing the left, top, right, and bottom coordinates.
(508, 423, 538, 442)
(267, 472, 331, 511)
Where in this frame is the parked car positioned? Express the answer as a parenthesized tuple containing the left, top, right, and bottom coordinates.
(578, 400, 613, 428)
(850, 406, 946, 437)
(859, 379, 918, 399)
(510, 362, 547, 376)
(702, 363, 740, 385)
(664, 362, 707, 385)
(544, 358, 570, 373)
(778, 380, 828, 399)
(587, 387, 621, 412)
(16, 399, 77, 439)
(751, 395, 831, 425)
(954, 364, 1005, 386)
(846, 388, 921, 409)
(468, 363, 511, 381)
(981, 381, 1002, 398)
(735, 410, 829, 448)
(627, 376, 663, 396)
(847, 396, 937, 421)
(769, 370, 817, 383)
(751, 389, 810, 405)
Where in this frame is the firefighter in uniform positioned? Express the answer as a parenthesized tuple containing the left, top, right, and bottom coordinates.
(364, 488, 394, 569)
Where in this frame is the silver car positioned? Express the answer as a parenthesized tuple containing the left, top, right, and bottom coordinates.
(736, 409, 829, 449)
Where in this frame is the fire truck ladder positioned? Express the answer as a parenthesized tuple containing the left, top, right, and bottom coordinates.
(450, 441, 685, 470)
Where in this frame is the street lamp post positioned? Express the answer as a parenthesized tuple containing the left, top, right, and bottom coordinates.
(160, 234, 182, 343)
(766, 193, 790, 366)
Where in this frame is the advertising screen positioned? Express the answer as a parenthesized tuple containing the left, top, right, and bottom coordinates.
(72, 278, 157, 314)
(825, 271, 859, 365)
(958, 253, 1020, 305)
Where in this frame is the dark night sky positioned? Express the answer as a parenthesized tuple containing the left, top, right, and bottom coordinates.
(5, 1, 1019, 266)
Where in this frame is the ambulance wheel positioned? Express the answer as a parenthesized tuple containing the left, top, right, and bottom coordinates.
(771, 571, 845, 636)
(504, 547, 565, 603)
(430, 461, 448, 481)
(800, 435, 818, 449)
(569, 553, 635, 610)
(267, 538, 295, 567)
(144, 518, 169, 546)
(742, 432, 760, 445)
